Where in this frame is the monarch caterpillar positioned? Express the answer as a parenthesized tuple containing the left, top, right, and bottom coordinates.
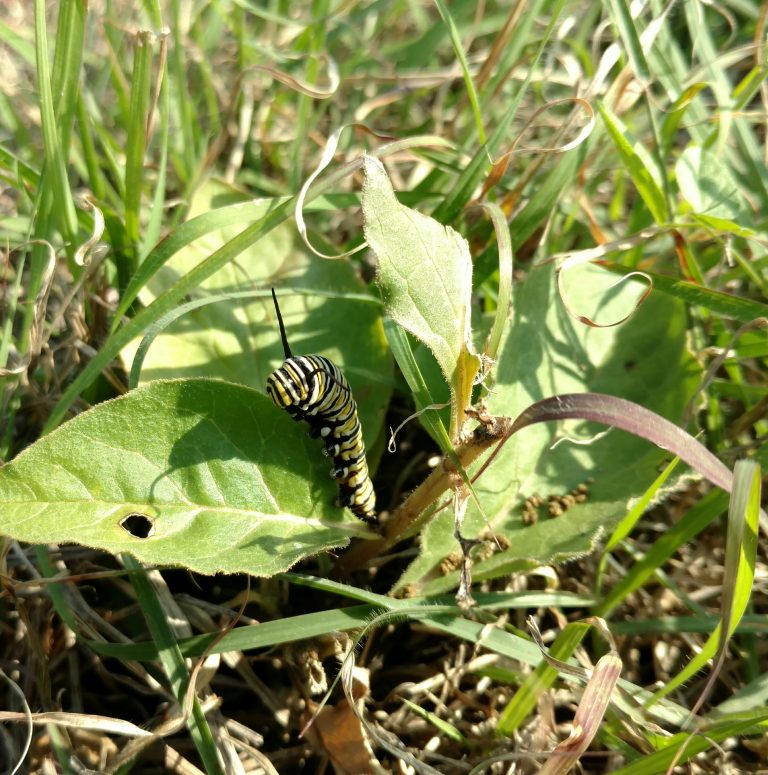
(265, 289, 377, 524)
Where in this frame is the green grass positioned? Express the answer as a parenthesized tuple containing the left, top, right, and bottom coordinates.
(0, 1, 766, 773)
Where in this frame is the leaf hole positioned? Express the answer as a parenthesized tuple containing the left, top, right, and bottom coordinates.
(120, 513, 155, 539)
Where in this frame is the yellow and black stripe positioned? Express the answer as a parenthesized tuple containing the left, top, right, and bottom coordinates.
(266, 291, 376, 523)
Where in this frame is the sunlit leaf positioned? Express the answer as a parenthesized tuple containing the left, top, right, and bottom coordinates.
(676, 146, 754, 226)
(598, 102, 668, 224)
(362, 154, 479, 438)
(397, 265, 700, 594)
(0, 380, 370, 576)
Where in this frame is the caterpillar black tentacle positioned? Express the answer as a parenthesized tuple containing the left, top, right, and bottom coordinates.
(265, 289, 377, 524)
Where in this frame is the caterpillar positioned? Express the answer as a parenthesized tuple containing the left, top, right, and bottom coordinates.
(265, 289, 377, 524)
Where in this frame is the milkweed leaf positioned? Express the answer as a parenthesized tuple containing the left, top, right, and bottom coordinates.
(362, 154, 480, 439)
(0, 380, 370, 576)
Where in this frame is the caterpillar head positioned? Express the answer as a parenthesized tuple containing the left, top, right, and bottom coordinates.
(266, 360, 311, 409)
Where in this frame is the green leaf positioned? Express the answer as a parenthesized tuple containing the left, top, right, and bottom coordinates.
(606, 0, 649, 81)
(649, 460, 761, 704)
(44, 195, 295, 434)
(123, 30, 154, 256)
(610, 712, 768, 775)
(429, 0, 561, 226)
(474, 145, 582, 286)
(33, 0, 78, 245)
(602, 262, 768, 322)
(676, 146, 754, 226)
(596, 489, 728, 618)
(433, 0, 485, 146)
(113, 197, 283, 326)
(598, 102, 669, 224)
(0, 380, 371, 576)
(383, 320, 451, 453)
(401, 698, 467, 742)
(397, 264, 700, 593)
(660, 83, 706, 156)
(362, 154, 479, 439)
(497, 621, 590, 734)
(125, 556, 224, 775)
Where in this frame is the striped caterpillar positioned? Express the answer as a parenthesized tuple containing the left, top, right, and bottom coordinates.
(265, 290, 376, 523)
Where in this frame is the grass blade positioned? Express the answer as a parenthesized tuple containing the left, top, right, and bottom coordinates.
(597, 102, 668, 224)
(649, 460, 761, 705)
(123, 30, 155, 280)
